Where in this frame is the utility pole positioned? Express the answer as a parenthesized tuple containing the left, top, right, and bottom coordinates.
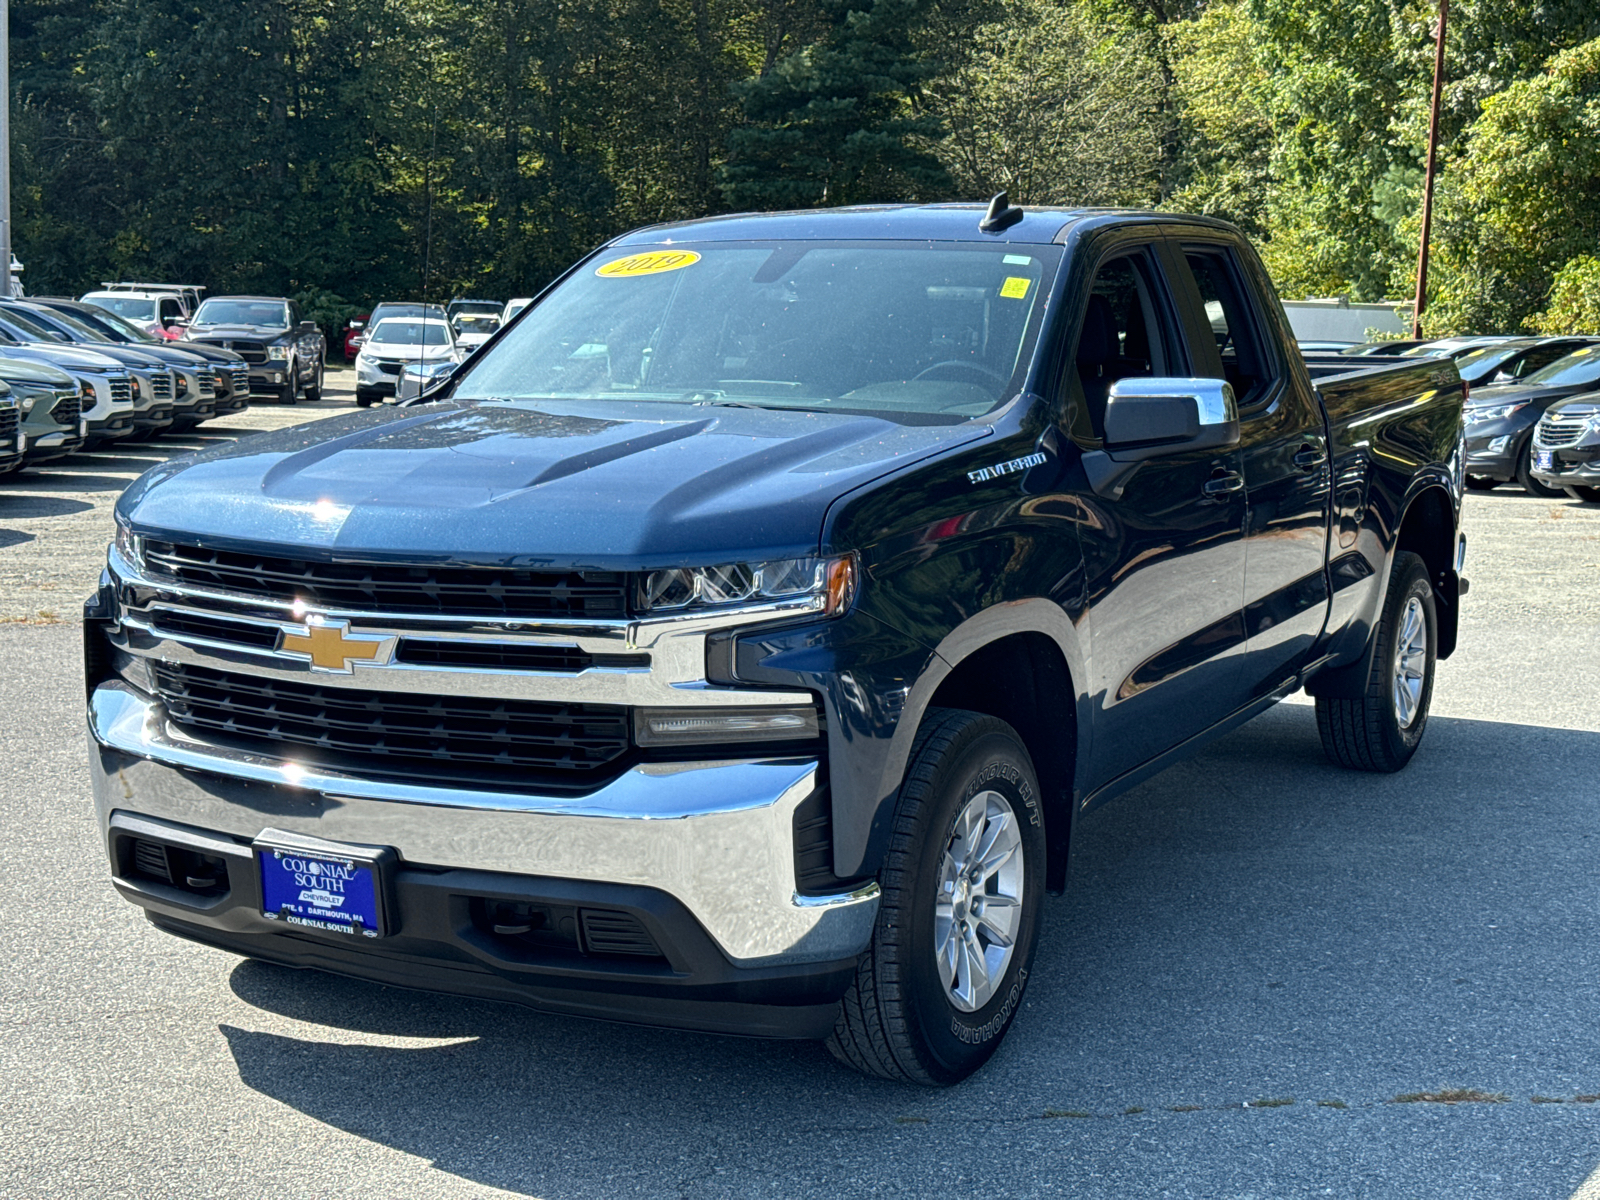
(1411, 0, 1448, 338)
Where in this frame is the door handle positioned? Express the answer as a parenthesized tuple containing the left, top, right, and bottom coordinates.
(1293, 443, 1325, 471)
(1202, 469, 1244, 497)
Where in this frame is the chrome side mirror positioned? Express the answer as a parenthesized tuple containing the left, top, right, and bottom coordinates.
(1103, 377, 1239, 452)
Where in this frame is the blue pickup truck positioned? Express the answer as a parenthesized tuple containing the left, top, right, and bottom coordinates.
(86, 201, 1467, 1085)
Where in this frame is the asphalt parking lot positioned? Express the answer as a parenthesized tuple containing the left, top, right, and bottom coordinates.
(2, 394, 1600, 1198)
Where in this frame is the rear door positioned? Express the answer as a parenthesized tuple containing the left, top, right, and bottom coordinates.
(1167, 237, 1332, 699)
(1064, 233, 1251, 786)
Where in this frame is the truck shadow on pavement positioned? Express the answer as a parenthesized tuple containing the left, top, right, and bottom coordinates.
(219, 704, 1600, 1198)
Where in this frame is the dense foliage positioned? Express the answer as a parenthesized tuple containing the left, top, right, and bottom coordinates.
(7, 0, 1599, 334)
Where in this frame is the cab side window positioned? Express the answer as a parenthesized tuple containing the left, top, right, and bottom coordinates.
(1183, 248, 1276, 409)
(1071, 252, 1178, 440)
(158, 298, 181, 325)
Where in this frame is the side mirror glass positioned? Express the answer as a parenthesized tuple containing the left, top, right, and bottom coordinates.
(349, 321, 364, 331)
(298, 321, 317, 335)
(1103, 377, 1239, 452)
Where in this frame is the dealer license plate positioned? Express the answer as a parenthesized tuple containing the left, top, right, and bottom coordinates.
(1535, 449, 1554, 471)
(257, 836, 386, 938)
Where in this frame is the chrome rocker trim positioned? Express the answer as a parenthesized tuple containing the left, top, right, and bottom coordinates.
(88, 683, 880, 967)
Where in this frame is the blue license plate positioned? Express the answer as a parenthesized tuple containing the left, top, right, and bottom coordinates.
(258, 841, 385, 938)
(1535, 449, 1554, 471)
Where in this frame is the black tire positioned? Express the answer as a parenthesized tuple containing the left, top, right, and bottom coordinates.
(304, 360, 324, 404)
(1516, 439, 1563, 497)
(827, 708, 1045, 1086)
(1563, 484, 1600, 504)
(1315, 551, 1436, 773)
(1464, 475, 1500, 492)
(355, 389, 377, 409)
(280, 357, 298, 405)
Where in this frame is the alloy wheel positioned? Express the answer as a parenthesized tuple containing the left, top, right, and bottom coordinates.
(934, 789, 1024, 1013)
(1392, 594, 1428, 728)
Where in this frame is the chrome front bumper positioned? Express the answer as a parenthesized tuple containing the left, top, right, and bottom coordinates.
(88, 683, 879, 968)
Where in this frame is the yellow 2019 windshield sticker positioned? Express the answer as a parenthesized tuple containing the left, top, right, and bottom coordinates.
(999, 276, 1031, 300)
(596, 250, 701, 278)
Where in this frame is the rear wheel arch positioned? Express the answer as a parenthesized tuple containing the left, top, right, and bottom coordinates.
(1394, 484, 1459, 660)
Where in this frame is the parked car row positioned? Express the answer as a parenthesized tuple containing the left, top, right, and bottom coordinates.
(1299, 331, 1600, 502)
(0, 294, 261, 473)
(342, 295, 531, 371)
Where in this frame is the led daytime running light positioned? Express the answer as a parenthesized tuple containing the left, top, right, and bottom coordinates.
(640, 554, 856, 617)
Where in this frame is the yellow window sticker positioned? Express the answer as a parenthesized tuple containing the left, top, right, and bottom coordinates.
(596, 250, 701, 278)
(999, 276, 1031, 300)
(1572, 347, 1593, 356)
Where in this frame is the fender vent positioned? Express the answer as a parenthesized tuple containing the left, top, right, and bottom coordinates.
(579, 909, 663, 958)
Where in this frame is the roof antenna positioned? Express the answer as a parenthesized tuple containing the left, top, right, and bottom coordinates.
(979, 191, 1024, 233)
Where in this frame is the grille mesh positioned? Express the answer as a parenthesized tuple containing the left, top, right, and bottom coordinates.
(142, 540, 630, 619)
(1538, 420, 1587, 449)
(50, 395, 81, 428)
(154, 661, 630, 782)
(107, 377, 131, 405)
(149, 373, 173, 401)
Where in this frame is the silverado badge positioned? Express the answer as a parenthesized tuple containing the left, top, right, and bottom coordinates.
(276, 617, 396, 673)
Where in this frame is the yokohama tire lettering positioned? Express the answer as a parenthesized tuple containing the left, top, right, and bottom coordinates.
(950, 967, 1029, 1044)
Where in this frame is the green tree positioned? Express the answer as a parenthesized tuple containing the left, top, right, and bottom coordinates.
(1424, 37, 1600, 334)
(926, 0, 1163, 207)
(721, 0, 951, 208)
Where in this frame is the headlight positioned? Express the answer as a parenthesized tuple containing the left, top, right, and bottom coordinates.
(174, 372, 189, 393)
(267, 345, 289, 361)
(113, 515, 142, 571)
(638, 554, 856, 617)
(1466, 402, 1529, 424)
(131, 376, 142, 399)
(634, 705, 820, 747)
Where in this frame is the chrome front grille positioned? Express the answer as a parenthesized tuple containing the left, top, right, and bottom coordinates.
(141, 540, 631, 619)
(153, 661, 632, 787)
(1536, 406, 1595, 449)
(108, 377, 132, 406)
(194, 368, 216, 397)
(376, 360, 402, 376)
(0, 408, 19, 453)
(148, 372, 174, 401)
(230, 365, 249, 396)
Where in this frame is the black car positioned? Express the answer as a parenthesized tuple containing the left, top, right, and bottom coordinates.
(180, 296, 325, 404)
(41, 298, 252, 418)
(1465, 347, 1600, 495)
(1452, 336, 1599, 389)
(1530, 392, 1600, 503)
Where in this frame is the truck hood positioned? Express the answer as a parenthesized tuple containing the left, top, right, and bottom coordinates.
(186, 323, 291, 343)
(120, 399, 991, 567)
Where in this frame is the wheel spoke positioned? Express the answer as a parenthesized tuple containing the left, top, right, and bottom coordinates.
(960, 924, 991, 1006)
(978, 831, 1020, 878)
(970, 809, 1011, 869)
(976, 903, 1016, 948)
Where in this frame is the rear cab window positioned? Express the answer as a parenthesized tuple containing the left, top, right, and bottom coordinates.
(1175, 244, 1282, 413)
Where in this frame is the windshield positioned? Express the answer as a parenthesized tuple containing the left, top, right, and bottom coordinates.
(74, 306, 154, 343)
(31, 308, 104, 341)
(455, 242, 1059, 419)
(193, 300, 289, 327)
(85, 295, 157, 323)
(372, 303, 446, 323)
(370, 320, 451, 346)
(1523, 347, 1600, 387)
(453, 313, 500, 333)
(1, 306, 67, 340)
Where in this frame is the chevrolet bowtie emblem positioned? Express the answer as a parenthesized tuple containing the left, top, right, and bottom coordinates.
(276, 618, 396, 673)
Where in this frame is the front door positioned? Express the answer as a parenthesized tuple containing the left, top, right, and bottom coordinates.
(1064, 240, 1251, 788)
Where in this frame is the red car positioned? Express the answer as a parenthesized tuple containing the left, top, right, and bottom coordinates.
(343, 314, 371, 362)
